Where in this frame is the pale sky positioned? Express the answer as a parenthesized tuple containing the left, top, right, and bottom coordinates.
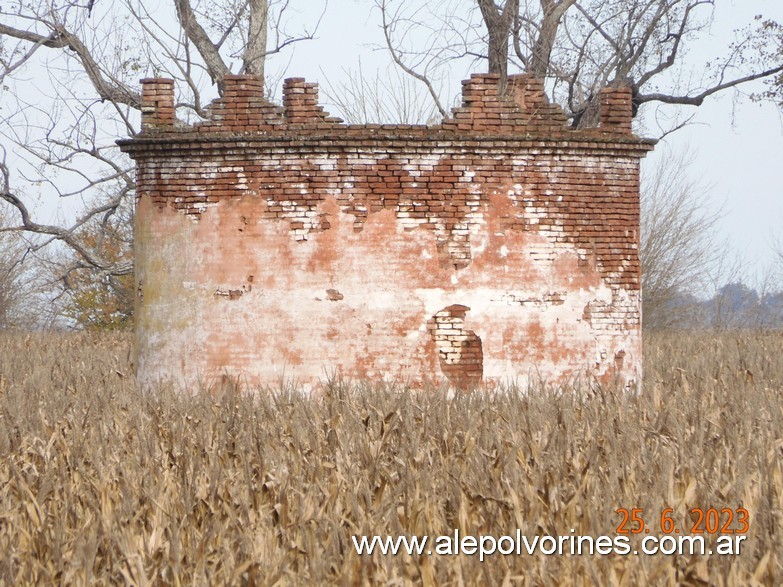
(645, 0, 783, 279)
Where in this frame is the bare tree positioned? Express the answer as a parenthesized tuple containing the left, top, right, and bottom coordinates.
(0, 208, 26, 328)
(320, 63, 442, 125)
(752, 17, 783, 107)
(0, 0, 323, 290)
(639, 147, 723, 329)
(0, 198, 48, 328)
(376, 1, 783, 129)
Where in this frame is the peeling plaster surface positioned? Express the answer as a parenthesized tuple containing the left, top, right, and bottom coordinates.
(126, 75, 650, 392)
(133, 147, 643, 391)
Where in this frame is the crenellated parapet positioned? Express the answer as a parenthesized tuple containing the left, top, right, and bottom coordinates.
(135, 73, 639, 139)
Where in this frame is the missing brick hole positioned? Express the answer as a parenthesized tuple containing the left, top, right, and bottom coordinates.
(428, 304, 483, 389)
(326, 288, 344, 301)
(615, 350, 625, 370)
(215, 284, 251, 300)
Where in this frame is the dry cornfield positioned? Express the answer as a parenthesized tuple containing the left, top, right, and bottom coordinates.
(0, 331, 782, 585)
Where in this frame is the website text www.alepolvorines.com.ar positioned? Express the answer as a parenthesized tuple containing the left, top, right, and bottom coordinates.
(352, 529, 747, 562)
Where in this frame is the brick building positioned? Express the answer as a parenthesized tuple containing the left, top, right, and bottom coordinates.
(118, 73, 654, 391)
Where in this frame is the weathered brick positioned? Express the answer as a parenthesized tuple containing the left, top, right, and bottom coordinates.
(119, 74, 653, 392)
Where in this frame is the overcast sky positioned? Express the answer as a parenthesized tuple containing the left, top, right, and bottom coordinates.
(651, 1, 783, 280)
(274, 0, 783, 282)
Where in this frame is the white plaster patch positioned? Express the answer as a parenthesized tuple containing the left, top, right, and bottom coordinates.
(471, 234, 488, 256)
(403, 163, 421, 177)
(312, 158, 336, 171)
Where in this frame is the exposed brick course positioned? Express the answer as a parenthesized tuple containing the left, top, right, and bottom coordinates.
(120, 73, 653, 392)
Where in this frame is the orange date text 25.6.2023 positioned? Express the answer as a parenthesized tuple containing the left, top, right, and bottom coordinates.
(615, 508, 749, 535)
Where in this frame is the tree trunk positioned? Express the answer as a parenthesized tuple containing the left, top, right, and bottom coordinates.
(244, 0, 268, 82)
(487, 27, 509, 81)
(174, 0, 230, 90)
(477, 0, 519, 91)
(529, 0, 575, 77)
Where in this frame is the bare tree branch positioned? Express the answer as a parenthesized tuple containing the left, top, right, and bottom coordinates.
(528, 0, 576, 77)
(0, 22, 67, 48)
(637, 64, 783, 106)
(174, 0, 230, 89)
(0, 0, 326, 321)
(377, 0, 780, 132)
(378, 0, 448, 118)
(0, 21, 142, 107)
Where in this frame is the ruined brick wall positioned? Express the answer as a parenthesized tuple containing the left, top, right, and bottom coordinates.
(119, 73, 654, 392)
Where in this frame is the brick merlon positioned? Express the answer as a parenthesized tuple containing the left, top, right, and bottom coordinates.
(140, 78, 175, 133)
